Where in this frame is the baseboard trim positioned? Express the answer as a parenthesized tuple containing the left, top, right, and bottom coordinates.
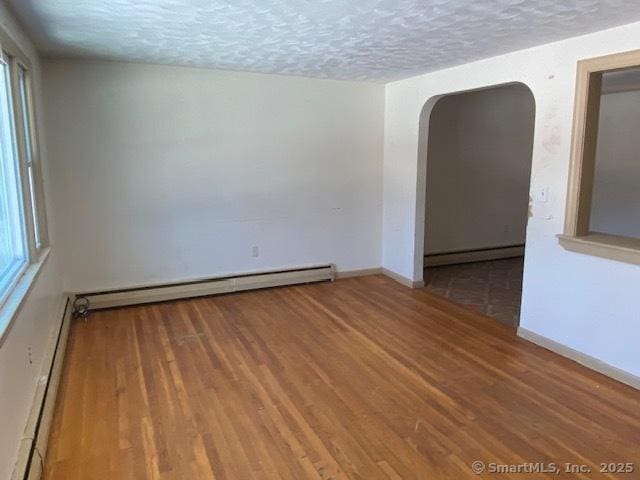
(517, 327, 640, 391)
(382, 268, 424, 289)
(331, 267, 426, 288)
(334, 268, 383, 279)
(424, 245, 525, 267)
(12, 296, 72, 480)
(75, 264, 335, 310)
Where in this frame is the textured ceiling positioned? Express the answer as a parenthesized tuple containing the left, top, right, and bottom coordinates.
(7, 0, 640, 82)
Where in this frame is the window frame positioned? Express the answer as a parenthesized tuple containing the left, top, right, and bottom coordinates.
(15, 59, 48, 253)
(558, 48, 640, 265)
(0, 27, 50, 341)
(0, 51, 29, 307)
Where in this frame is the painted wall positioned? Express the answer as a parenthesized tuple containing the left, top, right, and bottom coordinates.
(424, 84, 534, 254)
(43, 60, 384, 292)
(0, 4, 64, 479)
(383, 21, 640, 378)
(590, 90, 640, 237)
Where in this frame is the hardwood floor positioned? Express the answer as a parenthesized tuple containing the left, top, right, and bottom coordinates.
(44, 275, 640, 479)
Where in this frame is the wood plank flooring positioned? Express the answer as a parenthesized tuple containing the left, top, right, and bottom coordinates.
(44, 275, 640, 479)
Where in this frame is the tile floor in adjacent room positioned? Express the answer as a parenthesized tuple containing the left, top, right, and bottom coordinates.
(424, 257, 524, 327)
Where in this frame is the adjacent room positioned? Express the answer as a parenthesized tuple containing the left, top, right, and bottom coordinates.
(422, 83, 535, 326)
(1, 1, 639, 479)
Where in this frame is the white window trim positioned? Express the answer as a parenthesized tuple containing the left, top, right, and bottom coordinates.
(0, 258, 29, 306)
(0, 27, 52, 345)
(0, 246, 50, 345)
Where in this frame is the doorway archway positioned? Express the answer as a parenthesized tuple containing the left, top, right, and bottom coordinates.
(417, 83, 535, 326)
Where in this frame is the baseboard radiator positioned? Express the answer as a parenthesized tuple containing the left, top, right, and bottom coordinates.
(10, 265, 332, 478)
(12, 298, 72, 480)
(424, 244, 525, 267)
(75, 264, 335, 310)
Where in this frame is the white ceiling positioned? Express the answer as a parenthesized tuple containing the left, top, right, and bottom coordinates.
(7, 0, 640, 82)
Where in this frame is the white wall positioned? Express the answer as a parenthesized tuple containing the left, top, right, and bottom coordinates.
(43, 60, 384, 292)
(424, 84, 534, 254)
(0, 5, 64, 479)
(590, 90, 640, 237)
(383, 21, 640, 378)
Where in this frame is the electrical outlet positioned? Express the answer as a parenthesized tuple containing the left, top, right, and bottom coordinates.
(251, 246, 259, 258)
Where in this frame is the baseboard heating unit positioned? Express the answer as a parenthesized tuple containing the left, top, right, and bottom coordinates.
(12, 298, 72, 480)
(74, 264, 335, 310)
(424, 244, 524, 267)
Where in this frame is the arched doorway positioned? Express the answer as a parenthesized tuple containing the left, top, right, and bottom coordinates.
(419, 83, 535, 327)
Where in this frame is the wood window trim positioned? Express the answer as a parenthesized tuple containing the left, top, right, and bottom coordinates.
(559, 48, 640, 264)
(558, 233, 640, 266)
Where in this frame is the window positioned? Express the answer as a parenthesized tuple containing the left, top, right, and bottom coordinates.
(0, 51, 27, 302)
(0, 32, 48, 318)
(559, 49, 640, 265)
(17, 65, 42, 250)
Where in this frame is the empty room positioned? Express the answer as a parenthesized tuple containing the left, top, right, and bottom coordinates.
(1, 1, 640, 479)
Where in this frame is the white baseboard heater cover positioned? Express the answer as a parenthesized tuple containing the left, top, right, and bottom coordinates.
(75, 264, 335, 310)
(12, 298, 72, 480)
(424, 244, 525, 267)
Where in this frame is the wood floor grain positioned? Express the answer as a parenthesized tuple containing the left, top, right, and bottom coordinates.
(44, 275, 640, 479)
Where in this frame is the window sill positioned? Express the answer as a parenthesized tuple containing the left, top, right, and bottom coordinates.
(558, 232, 640, 265)
(0, 247, 51, 346)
